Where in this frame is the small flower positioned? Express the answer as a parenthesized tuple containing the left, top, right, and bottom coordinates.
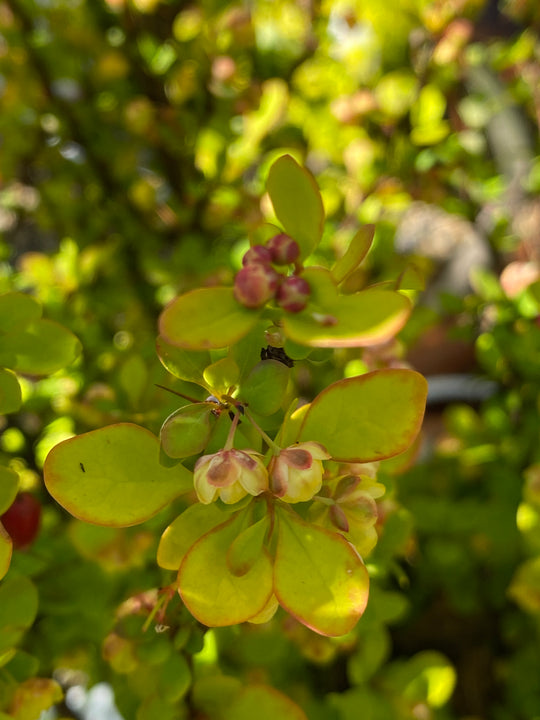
(269, 441, 330, 503)
(194, 449, 268, 505)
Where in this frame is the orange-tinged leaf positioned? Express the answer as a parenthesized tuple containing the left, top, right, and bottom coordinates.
(159, 287, 260, 350)
(266, 155, 324, 259)
(282, 289, 411, 348)
(178, 514, 273, 626)
(44, 424, 192, 527)
(299, 370, 427, 462)
(274, 508, 369, 636)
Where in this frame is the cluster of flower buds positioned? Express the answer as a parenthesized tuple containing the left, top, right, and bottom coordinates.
(234, 233, 311, 313)
(193, 441, 330, 506)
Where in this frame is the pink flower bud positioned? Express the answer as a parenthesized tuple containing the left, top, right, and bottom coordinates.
(269, 441, 330, 503)
(242, 244, 273, 266)
(266, 233, 300, 265)
(276, 276, 310, 313)
(234, 264, 280, 309)
(194, 448, 268, 504)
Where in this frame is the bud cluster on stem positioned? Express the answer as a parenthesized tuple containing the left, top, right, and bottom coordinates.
(233, 233, 311, 312)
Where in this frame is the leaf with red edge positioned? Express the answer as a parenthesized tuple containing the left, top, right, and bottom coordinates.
(159, 287, 260, 350)
(44, 424, 192, 527)
(299, 369, 427, 462)
(178, 512, 273, 626)
(274, 508, 369, 636)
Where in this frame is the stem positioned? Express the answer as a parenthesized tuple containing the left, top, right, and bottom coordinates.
(154, 384, 202, 404)
(244, 408, 282, 455)
(223, 411, 241, 451)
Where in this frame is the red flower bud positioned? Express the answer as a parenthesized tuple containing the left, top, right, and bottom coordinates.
(276, 276, 310, 313)
(1, 492, 41, 549)
(242, 244, 273, 266)
(234, 264, 280, 309)
(266, 233, 300, 265)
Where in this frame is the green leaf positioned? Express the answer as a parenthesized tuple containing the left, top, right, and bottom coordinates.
(4, 319, 81, 375)
(266, 155, 324, 259)
(44, 423, 192, 527)
(274, 508, 369, 636)
(160, 403, 217, 459)
(157, 503, 229, 570)
(240, 360, 290, 416)
(178, 513, 273, 626)
(0, 292, 41, 335)
(282, 289, 411, 348)
(227, 515, 269, 577)
(0, 466, 19, 514)
(156, 335, 212, 386)
(0, 575, 38, 653)
(0, 525, 12, 581)
(203, 356, 240, 394)
(331, 225, 375, 285)
(299, 369, 427, 462)
(159, 288, 260, 350)
(229, 685, 308, 720)
(0, 369, 22, 414)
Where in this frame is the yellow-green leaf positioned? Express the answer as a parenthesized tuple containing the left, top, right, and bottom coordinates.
(299, 369, 427, 462)
(274, 509, 369, 637)
(159, 287, 260, 350)
(331, 225, 375, 285)
(0, 369, 22, 415)
(157, 503, 228, 570)
(44, 423, 192, 527)
(5, 319, 81, 375)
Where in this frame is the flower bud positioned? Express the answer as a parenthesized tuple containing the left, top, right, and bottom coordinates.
(234, 264, 280, 309)
(194, 448, 268, 504)
(266, 233, 300, 265)
(276, 276, 310, 313)
(269, 441, 330, 503)
(242, 244, 274, 266)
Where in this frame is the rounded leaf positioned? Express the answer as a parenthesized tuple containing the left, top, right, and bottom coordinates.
(157, 503, 229, 570)
(6, 319, 81, 375)
(299, 369, 427, 462)
(229, 685, 308, 720)
(266, 155, 324, 259)
(44, 423, 192, 527)
(274, 509, 369, 637)
(0, 466, 19, 515)
(282, 289, 411, 348)
(178, 514, 273, 626)
(0, 525, 12, 581)
(160, 403, 216, 459)
(0, 369, 22, 415)
(156, 335, 211, 385)
(241, 360, 290, 416)
(159, 287, 260, 350)
(0, 292, 41, 334)
(0, 575, 38, 653)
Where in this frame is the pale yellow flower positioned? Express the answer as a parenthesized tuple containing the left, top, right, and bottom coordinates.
(269, 441, 330, 503)
(194, 449, 268, 505)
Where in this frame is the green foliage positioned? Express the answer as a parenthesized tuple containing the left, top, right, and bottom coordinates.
(1, 0, 540, 718)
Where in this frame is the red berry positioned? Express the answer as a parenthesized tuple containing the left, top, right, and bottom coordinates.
(276, 276, 310, 313)
(242, 245, 273, 266)
(1, 492, 41, 549)
(266, 233, 300, 265)
(234, 264, 280, 309)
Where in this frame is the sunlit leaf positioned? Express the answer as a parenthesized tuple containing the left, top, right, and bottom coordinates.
(44, 424, 192, 527)
(8, 678, 63, 720)
(0, 369, 22, 414)
(274, 508, 369, 636)
(203, 356, 240, 394)
(299, 370, 427, 462)
(5, 319, 81, 375)
(159, 287, 260, 350)
(156, 335, 211, 386)
(266, 155, 324, 259)
(0, 465, 19, 514)
(331, 225, 375, 285)
(282, 289, 411, 348)
(227, 515, 269, 577)
(0, 525, 12, 581)
(157, 503, 229, 570)
(178, 513, 273, 626)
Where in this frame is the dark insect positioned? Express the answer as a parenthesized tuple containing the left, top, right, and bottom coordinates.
(80, 462, 85, 473)
(260, 345, 294, 368)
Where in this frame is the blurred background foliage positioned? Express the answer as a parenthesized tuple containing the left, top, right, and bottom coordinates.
(2, 0, 540, 718)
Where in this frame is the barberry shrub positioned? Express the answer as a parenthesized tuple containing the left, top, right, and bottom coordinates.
(41, 156, 426, 715)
